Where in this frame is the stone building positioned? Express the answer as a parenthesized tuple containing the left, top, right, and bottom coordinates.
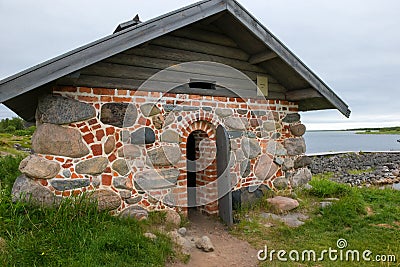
(0, 0, 350, 225)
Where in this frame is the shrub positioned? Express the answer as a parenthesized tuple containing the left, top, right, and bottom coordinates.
(308, 177, 351, 198)
(4, 125, 16, 133)
(14, 126, 36, 136)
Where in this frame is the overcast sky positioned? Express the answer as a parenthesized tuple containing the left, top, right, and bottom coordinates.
(0, 0, 399, 130)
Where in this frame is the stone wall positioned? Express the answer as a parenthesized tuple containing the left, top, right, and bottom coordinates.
(310, 152, 400, 186)
(12, 86, 311, 216)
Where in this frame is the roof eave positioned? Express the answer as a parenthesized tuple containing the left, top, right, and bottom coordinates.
(0, 0, 350, 117)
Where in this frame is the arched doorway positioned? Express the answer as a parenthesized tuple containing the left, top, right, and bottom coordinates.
(186, 130, 212, 214)
(184, 123, 232, 225)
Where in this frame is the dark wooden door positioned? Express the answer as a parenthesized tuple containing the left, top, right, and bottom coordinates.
(216, 125, 233, 226)
(186, 133, 196, 207)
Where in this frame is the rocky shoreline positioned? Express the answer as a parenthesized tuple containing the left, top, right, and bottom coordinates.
(310, 152, 400, 186)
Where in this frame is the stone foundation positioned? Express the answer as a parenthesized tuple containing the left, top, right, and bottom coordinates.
(13, 86, 311, 217)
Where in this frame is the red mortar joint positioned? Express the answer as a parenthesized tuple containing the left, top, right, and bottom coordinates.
(96, 129, 105, 141)
(72, 190, 82, 196)
(81, 126, 90, 133)
(55, 157, 65, 163)
(39, 179, 48, 186)
(78, 96, 99, 102)
(79, 87, 92, 93)
(101, 96, 113, 102)
(91, 144, 103, 156)
(83, 133, 95, 144)
(141, 199, 151, 207)
(102, 174, 112, 186)
(133, 90, 149, 97)
(117, 89, 128, 96)
(88, 118, 98, 125)
(138, 117, 147, 125)
(45, 155, 54, 161)
(93, 88, 115, 95)
(106, 127, 115, 135)
(113, 96, 131, 103)
(133, 97, 146, 103)
(62, 163, 73, 169)
(76, 122, 86, 128)
(91, 124, 102, 131)
(59, 86, 77, 93)
(108, 154, 117, 162)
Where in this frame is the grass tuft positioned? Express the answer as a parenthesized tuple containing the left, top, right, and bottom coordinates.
(308, 175, 351, 198)
(232, 174, 400, 267)
(0, 156, 174, 266)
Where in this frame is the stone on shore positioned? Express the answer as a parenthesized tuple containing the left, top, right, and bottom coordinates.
(291, 168, 312, 188)
(119, 206, 148, 220)
(195, 236, 214, 252)
(267, 196, 299, 213)
(165, 209, 181, 228)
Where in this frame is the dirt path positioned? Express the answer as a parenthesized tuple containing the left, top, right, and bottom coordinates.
(168, 211, 259, 267)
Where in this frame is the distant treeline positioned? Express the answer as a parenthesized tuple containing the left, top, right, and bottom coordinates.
(347, 126, 400, 132)
(0, 117, 35, 136)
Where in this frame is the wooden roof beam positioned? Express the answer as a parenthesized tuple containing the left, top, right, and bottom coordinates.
(286, 88, 323, 101)
(248, 50, 278, 64)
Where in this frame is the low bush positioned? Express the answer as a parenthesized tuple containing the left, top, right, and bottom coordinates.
(308, 176, 352, 198)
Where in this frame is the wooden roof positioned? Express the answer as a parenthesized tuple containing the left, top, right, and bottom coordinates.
(0, 0, 350, 121)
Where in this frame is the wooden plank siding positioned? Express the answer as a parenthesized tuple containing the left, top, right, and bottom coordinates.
(57, 25, 288, 100)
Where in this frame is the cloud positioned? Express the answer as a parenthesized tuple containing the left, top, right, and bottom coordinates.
(0, 0, 399, 129)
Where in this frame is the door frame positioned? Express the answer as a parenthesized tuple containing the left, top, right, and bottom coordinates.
(216, 125, 233, 226)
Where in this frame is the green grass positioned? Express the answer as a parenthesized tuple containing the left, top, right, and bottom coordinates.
(0, 156, 175, 266)
(347, 167, 375, 175)
(232, 176, 400, 267)
(0, 133, 32, 157)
